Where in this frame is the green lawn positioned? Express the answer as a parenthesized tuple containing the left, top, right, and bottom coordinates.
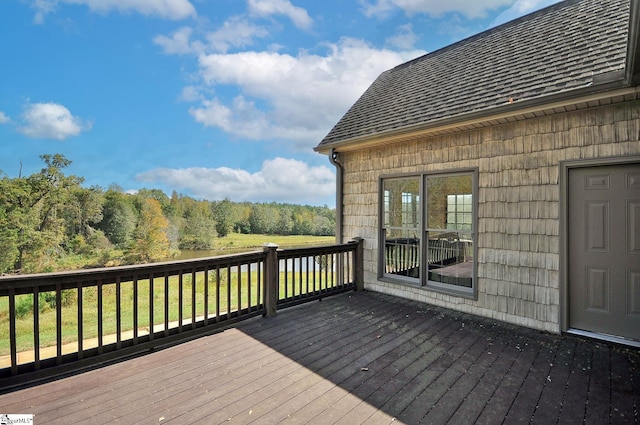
(215, 233, 335, 249)
(0, 269, 338, 356)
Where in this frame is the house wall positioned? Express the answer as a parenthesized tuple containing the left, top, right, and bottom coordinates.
(339, 98, 640, 333)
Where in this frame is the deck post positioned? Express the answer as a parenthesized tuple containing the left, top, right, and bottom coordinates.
(350, 237, 364, 292)
(263, 243, 279, 317)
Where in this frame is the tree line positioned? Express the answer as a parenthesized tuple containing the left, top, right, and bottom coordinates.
(0, 154, 335, 274)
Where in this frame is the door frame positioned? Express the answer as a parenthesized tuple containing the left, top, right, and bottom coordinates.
(560, 155, 640, 345)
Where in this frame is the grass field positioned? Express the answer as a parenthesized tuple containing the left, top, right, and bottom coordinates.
(0, 269, 337, 357)
(0, 271, 245, 355)
(213, 233, 336, 250)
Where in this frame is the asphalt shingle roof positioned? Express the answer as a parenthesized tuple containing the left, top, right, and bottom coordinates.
(317, 0, 631, 149)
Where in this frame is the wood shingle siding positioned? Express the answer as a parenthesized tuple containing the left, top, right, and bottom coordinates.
(339, 99, 640, 333)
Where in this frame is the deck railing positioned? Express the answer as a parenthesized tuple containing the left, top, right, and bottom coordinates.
(0, 239, 363, 390)
(384, 235, 472, 277)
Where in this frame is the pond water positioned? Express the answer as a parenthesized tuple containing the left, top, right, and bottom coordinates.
(168, 247, 337, 272)
(171, 248, 259, 261)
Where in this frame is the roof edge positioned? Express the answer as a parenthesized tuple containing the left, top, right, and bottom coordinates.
(390, 0, 581, 74)
(315, 83, 638, 155)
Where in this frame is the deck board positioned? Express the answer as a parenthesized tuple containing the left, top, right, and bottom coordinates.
(0, 291, 638, 424)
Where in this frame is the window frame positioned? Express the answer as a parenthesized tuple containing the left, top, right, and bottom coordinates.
(379, 175, 423, 285)
(378, 168, 478, 299)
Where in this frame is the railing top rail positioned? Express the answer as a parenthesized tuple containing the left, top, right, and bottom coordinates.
(277, 242, 357, 258)
(0, 250, 267, 288)
(0, 242, 362, 293)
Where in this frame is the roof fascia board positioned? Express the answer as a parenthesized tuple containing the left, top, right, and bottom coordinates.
(315, 83, 637, 154)
(626, 0, 640, 85)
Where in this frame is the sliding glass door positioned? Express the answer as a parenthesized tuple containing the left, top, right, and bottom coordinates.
(425, 174, 474, 290)
(380, 170, 476, 297)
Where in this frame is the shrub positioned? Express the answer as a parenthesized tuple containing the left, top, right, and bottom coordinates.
(40, 290, 77, 310)
(15, 295, 34, 319)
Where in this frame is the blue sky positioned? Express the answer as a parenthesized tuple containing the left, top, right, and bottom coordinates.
(0, 0, 560, 207)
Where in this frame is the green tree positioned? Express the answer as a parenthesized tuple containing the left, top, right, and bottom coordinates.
(131, 198, 170, 262)
(180, 200, 216, 249)
(135, 188, 170, 215)
(292, 210, 314, 235)
(0, 154, 83, 272)
(162, 191, 184, 253)
(234, 203, 252, 234)
(249, 204, 278, 234)
(275, 207, 293, 235)
(212, 198, 235, 237)
(312, 215, 334, 236)
(99, 190, 138, 248)
(64, 186, 104, 240)
(0, 192, 19, 272)
(168, 190, 183, 220)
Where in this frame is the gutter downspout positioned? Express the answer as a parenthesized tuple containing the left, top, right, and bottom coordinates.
(626, 0, 640, 85)
(329, 148, 343, 244)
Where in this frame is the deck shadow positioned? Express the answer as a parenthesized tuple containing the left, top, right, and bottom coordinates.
(233, 291, 640, 424)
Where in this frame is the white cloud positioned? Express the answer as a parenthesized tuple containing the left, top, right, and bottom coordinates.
(490, 0, 562, 27)
(189, 95, 321, 144)
(152, 4, 422, 149)
(136, 157, 335, 204)
(205, 16, 270, 53)
(0, 112, 10, 124)
(31, 0, 196, 24)
(19, 102, 91, 140)
(360, 0, 514, 19)
(31, 0, 55, 24)
(248, 0, 313, 30)
(190, 98, 235, 132)
(154, 18, 269, 56)
(179, 85, 204, 102)
(154, 27, 199, 54)
(386, 24, 419, 50)
(189, 38, 424, 148)
(153, 5, 422, 149)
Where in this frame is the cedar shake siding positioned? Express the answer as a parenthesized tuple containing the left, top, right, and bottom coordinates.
(338, 100, 640, 333)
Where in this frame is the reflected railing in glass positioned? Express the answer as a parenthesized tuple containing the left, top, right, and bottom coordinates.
(383, 228, 420, 279)
(426, 231, 473, 288)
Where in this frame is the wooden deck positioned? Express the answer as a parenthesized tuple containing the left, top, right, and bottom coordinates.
(0, 291, 638, 424)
